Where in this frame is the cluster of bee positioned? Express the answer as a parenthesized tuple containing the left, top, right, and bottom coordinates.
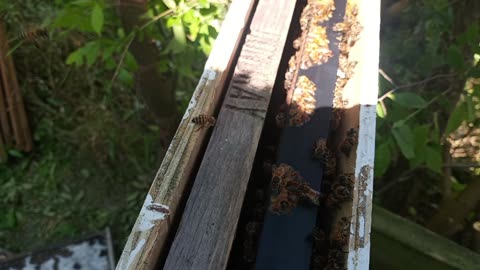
(331, 2, 362, 131)
(191, 114, 216, 131)
(269, 163, 321, 215)
(277, 0, 336, 128)
(276, 76, 317, 127)
(311, 217, 352, 270)
(287, 76, 317, 126)
(299, 0, 335, 69)
(311, 131, 358, 270)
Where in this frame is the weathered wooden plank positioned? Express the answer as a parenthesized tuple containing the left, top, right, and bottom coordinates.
(371, 205, 480, 270)
(0, 20, 32, 152)
(163, 1, 297, 269)
(116, 1, 255, 269)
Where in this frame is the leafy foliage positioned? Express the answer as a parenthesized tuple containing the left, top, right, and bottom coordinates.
(375, 1, 480, 179)
(0, 0, 227, 253)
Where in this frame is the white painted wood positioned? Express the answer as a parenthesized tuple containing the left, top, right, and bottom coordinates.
(346, 0, 380, 269)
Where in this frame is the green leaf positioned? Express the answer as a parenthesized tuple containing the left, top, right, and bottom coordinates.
(8, 149, 23, 158)
(375, 141, 392, 177)
(466, 95, 475, 122)
(388, 92, 427, 108)
(172, 23, 187, 51)
(445, 101, 467, 134)
(118, 68, 134, 86)
(409, 124, 429, 168)
(451, 177, 466, 192)
(163, 0, 177, 9)
(91, 4, 104, 35)
(425, 146, 442, 173)
(376, 103, 386, 118)
(447, 45, 464, 70)
(0, 208, 16, 229)
(392, 121, 415, 159)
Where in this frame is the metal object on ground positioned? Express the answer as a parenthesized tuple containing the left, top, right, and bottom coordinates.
(0, 228, 115, 270)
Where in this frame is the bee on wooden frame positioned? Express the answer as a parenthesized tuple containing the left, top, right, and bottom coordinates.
(191, 114, 216, 131)
(288, 76, 317, 126)
(326, 183, 353, 209)
(324, 249, 348, 270)
(313, 138, 330, 164)
(340, 128, 358, 157)
(331, 217, 352, 247)
(338, 173, 354, 190)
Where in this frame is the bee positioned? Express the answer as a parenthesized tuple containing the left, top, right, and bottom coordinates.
(243, 222, 260, 263)
(330, 109, 344, 130)
(269, 164, 321, 214)
(284, 56, 297, 90)
(324, 249, 348, 270)
(18, 28, 48, 42)
(326, 183, 353, 209)
(340, 128, 358, 157)
(302, 25, 332, 68)
(310, 0, 335, 23)
(324, 156, 337, 176)
(338, 174, 354, 190)
(285, 179, 322, 206)
(191, 114, 216, 131)
(311, 227, 328, 269)
(288, 76, 317, 126)
(331, 217, 352, 247)
(146, 204, 170, 215)
(275, 104, 288, 128)
(313, 138, 330, 163)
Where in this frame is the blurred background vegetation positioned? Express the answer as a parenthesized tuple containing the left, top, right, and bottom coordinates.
(0, 0, 228, 254)
(0, 0, 479, 262)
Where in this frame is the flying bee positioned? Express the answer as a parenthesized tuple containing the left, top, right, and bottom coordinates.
(191, 114, 216, 131)
(18, 27, 49, 42)
(340, 128, 358, 157)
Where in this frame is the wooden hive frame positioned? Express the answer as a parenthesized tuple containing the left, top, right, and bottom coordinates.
(118, 0, 379, 268)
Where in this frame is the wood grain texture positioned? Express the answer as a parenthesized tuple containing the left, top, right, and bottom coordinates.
(0, 20, 32, 152)
(163, 1, 297, 269)
(115, 1, 255, 269)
